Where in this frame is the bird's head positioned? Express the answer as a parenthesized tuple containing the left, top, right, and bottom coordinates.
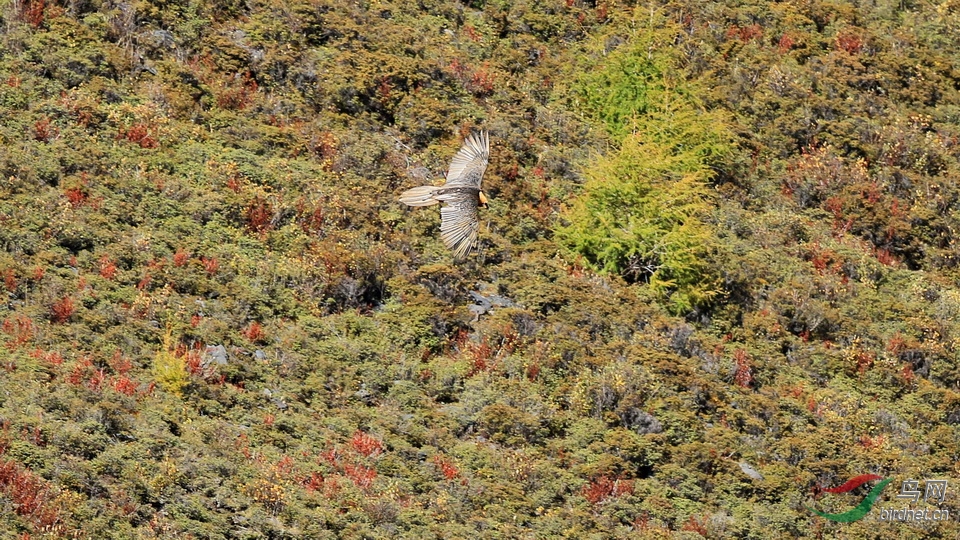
(478, 191, 489, 208)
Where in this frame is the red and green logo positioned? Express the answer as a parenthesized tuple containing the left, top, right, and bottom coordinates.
(807, 474, 892, 522)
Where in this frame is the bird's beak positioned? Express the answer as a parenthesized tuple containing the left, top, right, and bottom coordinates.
(478, 191, 489, 208)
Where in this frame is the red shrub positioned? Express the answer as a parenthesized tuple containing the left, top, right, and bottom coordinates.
(343, 464, 376, 490)
(243, 321, 264, 342)
(50, 296, 74, 323)
(319, 447, 340, 467)
(681, 515, 709, 536)
(467, 339, 494, 376)
(433, 454, 459, 480)
(112, 375, 137, 396)
(725, 24, 763, 42)
(859, 433, 886, 449)
(201, 257, 220, 275)
(469, 64, 496, 95)
(901, 363, 915, 384)
(855, 350, 875, 375)
(2, 316, 35, 349)
(596, 4, 608, 21)
(64, 187, 87, 208)
(351, 430, 384, 458)
(296, 199, 327, 234)
(173, 248, 190, 267)
(43, 351, 63, 366)
(302, 472, 340, 497)
(0, 460, 62, 532)
(3, 269, 15, 292)
(302, 471, 324, 492)
(312, 131, 338, 166)
(67, 357, 93, 386)
(87, 369, 106, 392)
(21, 0, 45, 28)
(777, 34, 796, 53)
(886, 333, 907, 354)
(136, 274, 151, 290)
(216, 72, 259, 110)
(246, 198, 274, 234)
(31, 349, 63, 367)
(582, 475, 634, 504)
(448, 58, 467, 79)
(32, 118, 57, 142)
(836, 32, 863, 54)
(98, 255, 117, 280)
(226, 175, 242, 193)
(875, 247, 897, 266)
(184, 347, 208, 376)
(807, 243, 843, 275)
(108, 350, 131, 373)
(236, 434, 252, 460)
(276, 455, 295, 475)
(377, 77, 393, 101)
(462, 24, 481, 42)
(733, 348, 753, 388)
(739, 24, 763, 41)
(526, 362, 541, 381)
(118, 124, 158, 148)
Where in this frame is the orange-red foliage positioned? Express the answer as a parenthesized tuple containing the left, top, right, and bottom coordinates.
(582, 475, 634, 504)
(0, 460, 62, 532)
(733, 348, 753, 388)
(433, 454, 459, 480)
(173, 248, 190, 267)
(243, 321, 264, 342)
(98, 255, 117, 280)
(50, 297, 74, 324)
(351, 431, 384, 458)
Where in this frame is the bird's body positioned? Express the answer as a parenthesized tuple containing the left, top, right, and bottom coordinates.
(399, 131, 490, 261)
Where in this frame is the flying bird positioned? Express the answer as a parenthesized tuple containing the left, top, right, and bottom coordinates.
(399, 131, 490, 261)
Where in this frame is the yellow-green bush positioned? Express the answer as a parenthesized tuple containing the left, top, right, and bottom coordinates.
(556, 17, 734, 313)
(152, 326, 188, 396)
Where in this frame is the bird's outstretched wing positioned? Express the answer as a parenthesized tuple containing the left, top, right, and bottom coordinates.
(444, 131, 489, 188)
(398, 185, 442, 206)
(439, 192, 480, 261)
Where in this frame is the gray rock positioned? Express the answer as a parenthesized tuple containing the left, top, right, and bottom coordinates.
(738, 461, 764, 480)
(201, 344, 228, 369)
(467, 290, 518, 321)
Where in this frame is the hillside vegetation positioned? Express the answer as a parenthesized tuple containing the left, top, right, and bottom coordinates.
(2, 0, 960, 538)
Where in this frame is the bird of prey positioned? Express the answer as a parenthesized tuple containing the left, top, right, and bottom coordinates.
(399, 131, 490, 261)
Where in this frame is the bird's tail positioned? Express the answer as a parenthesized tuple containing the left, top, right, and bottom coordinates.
(399, 185, 442, 207)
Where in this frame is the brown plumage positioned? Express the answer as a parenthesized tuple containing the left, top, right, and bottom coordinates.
(399, 131, 490, 261)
